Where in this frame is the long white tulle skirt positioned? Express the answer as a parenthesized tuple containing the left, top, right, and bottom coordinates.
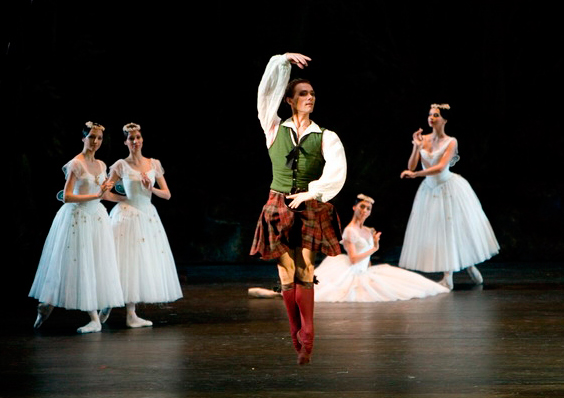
(110, 200, 182, 304)
(29, 202, 125, 311)
(399, 173, 499, 273)
(314, 255, 449, 302)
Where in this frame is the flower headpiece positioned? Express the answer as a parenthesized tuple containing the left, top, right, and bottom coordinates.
(123, 122, 141, 134)
(430, 103, 450, 110)
(85, 121, 105, 131)
(357, 193, 374, 204)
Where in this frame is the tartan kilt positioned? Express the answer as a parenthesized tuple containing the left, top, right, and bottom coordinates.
(250, 190, 342, 260)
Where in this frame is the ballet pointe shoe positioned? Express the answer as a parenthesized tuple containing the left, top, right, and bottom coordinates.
(297, 330, 312, 365)
(295, 282, 315, 365)
(34, 303, 54, 329)
(125, 303, 153, 328)
(439, 272, 454, 290)
(77, 311, 102, 334)
(281, 284, 302, 353)
(126, 313, 153, 328)
(77, 320, 102, 334)
(248, 287, 282, 299)
(99, 308, 112, 324)
(467, 266, 484, 285)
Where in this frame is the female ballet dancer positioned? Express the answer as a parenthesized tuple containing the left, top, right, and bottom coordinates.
(399, 104, 500, 289)
(314, 194, 449, 302)
(29, 121, 125, 334)
(100, 122, 182, 328)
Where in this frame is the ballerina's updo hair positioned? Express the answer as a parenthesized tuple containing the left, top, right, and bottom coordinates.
(354, 193, 375, 206)
(82, 121, 105, 137)
(122, 122, 141, 138)
(430, 103, 451, 121)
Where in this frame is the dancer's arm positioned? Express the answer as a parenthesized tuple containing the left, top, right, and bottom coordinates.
(102, 170, 127, 202)
(63, 172, 108, 203)
(257, 53, 311, 147)
(407, 128, 423, 171)
(285, 130, 347, 207)
(144, 174, 171, 200)
(343, 229, 381, 265)
(308, 130, 347, 202)
(401, 139, 457, 179)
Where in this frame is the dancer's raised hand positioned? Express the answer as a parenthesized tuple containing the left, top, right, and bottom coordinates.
(286, 53, 312, 69)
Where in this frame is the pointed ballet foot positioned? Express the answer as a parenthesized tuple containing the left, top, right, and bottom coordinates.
(77, 320, 102, 334)
(296, 331, 312, 365)
(439, 279, 453, 290)
(99, 308, 112, 324)
(467, 266, 484, 285)
(439, 274, 454, 290)
(297, 350, 311, 365)
(291, 333, 302, 354)
(126, 315, 153, 328)
(34, 304, 54, 329)
(247, 287, 282, 299)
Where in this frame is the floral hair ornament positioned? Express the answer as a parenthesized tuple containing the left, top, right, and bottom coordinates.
(357, 193, 375, 204)
(123, 122, 141, 134)
(430, 103, 450, 110)
(85, 121, 105, 131)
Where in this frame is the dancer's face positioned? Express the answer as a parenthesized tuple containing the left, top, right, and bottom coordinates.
(353, 200, 372, 222)
(125, 130, 143, 153)
(82, 128, 104, 152)
(286, 82, 316, 114)
(428, 108, 447, 128)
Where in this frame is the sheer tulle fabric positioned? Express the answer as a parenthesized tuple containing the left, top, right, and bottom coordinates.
(314, 227, 449, 302)
(109, 159, 182, 304)
(29, 158, 125, 311)
(399, 137, 499, 272)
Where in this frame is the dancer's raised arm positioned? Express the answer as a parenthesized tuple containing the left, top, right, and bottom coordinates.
(257, 53, 311, 147)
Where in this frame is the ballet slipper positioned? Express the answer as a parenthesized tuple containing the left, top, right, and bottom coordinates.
(77, 320, 102, 334)
(295, 282, 315, 365)
(247, 287, 282, 299)
(297, 330, 311, 365)
(439, 272, 454, 290)
(281, 284, 302, 353)
(126, 313, 153, 328)
(99, 308, 112, 324)
(467, 266, 484, 285)
(34, 303, 54, 329)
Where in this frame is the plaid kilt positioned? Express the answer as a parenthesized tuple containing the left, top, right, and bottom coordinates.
(250, 190, 342, 260)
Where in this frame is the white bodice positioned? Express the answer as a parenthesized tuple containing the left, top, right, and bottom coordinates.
(63, 158, 106, 211)
(342, 226, 373, 274)
(111, 159, 164, 206)
(420, 137, 457, 187)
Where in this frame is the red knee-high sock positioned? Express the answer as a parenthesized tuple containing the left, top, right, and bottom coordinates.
(282, 285, 302, 353)
(295, 283, 315, 360)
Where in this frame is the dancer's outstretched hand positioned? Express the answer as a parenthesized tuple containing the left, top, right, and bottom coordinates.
(286, 53, 312, 69)
(286, 191, 316, 209)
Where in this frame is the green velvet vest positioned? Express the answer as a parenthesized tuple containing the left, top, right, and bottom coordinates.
(269, 124, 325, 193)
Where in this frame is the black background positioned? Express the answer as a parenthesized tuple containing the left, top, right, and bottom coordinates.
(3, 1, 563, 297)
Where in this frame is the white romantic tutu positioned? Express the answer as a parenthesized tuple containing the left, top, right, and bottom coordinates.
(315, 255, 449, 302)
(314, 226, 449, 302)
(399, 138, 499, 273)
(29, 158, 125, 311)
(110, 159, 182, 304)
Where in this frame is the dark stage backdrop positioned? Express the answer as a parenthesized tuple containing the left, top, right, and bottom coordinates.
(3, 1, 563, 296)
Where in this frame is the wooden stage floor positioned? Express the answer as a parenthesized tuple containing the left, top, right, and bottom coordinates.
(2, 262, 563, 397)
